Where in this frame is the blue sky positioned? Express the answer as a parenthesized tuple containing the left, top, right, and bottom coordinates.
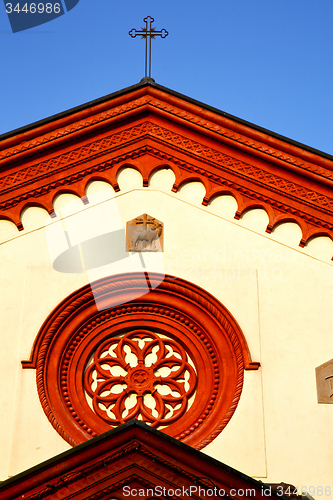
(1, 0, 333, 154)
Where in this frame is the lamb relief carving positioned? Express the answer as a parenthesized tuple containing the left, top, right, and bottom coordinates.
(316, 358, 333, 403)
(126, 214, 163, 252)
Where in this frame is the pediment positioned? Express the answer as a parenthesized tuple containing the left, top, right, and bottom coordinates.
(0, 420, 277, 500)
(1, 81, 333, 248)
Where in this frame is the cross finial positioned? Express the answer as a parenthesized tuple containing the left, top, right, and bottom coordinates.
(129, 16, 168, 79)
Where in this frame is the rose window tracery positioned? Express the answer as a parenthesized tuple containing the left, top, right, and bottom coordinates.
(84, 330, 197, 426)
(23, 273, 259, 449)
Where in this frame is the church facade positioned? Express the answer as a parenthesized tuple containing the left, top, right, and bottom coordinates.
(0, 79, 332, 496)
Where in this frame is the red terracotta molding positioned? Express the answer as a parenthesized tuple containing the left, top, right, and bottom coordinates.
(23, 273, 259, 450)
(1, 84, 333, 250)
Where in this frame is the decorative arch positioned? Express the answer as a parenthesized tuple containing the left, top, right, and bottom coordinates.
(1, 83, 333, 249)
(23, 273, 259, 450)
(202, 188, 242, 208)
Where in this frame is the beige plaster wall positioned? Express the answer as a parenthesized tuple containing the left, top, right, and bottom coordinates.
(0, 169, 332, 491)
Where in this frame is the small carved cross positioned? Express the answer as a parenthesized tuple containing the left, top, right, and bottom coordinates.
(135, 214, 155, 228)
(129, 16, 168, 78)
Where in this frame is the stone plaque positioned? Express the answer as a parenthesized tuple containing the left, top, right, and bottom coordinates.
(315, 358, 333, 403)
(126, 214, 163, 252)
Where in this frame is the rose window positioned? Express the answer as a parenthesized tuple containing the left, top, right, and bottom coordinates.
(84, 330, 197, 426)
(23, 273, 259, 449)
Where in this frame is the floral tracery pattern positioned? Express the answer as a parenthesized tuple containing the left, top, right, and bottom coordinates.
(84, 330, 197, 427)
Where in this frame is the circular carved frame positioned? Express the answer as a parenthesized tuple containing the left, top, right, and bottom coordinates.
(23, 273, 259, 449)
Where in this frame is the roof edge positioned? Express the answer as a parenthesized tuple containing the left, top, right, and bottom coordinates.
(1, 79, 332, 162)
(0, 420, 285, 500)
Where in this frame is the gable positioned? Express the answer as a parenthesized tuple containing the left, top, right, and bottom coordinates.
(1, 81, 333, 488)
(1, 80, 333, 248)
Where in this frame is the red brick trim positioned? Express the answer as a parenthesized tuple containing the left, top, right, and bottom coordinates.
(1, 85, 333, 248)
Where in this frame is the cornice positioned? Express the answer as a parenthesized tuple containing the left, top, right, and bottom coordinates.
(1, 86, 333, 250)
(0, 95, 150, 163)
(2, 88, 333, 181)
(139, 94, 333, 183)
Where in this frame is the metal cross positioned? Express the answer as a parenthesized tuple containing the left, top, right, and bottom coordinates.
(129, 16, 168, 79)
